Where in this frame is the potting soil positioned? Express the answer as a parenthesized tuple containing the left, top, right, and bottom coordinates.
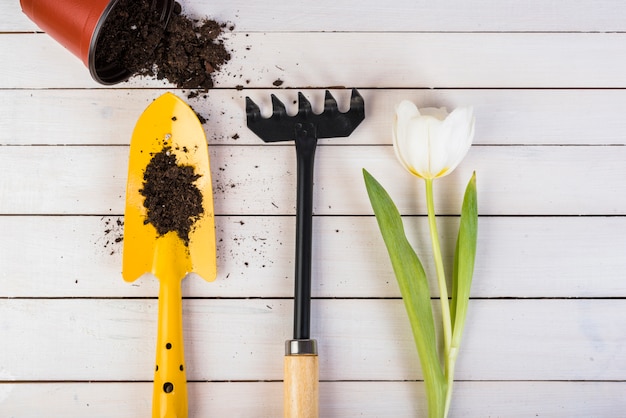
(139, 146, 204, 245)
(95, 0, 231, 90)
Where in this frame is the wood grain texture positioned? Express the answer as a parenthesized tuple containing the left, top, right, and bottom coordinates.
(284, 355, 319, 418)
(1, 145, 624, 215)
(6, 0, 626, 32)
(3, 89, 626, 146)
(1, 216, 625, 298)
(4, 33, 626, 88)
(1, 381, 625, 418)
(0, 299, 624, 382)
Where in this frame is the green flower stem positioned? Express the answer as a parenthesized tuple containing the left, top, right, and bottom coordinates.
(426, 178, 455, 418)
(425, 179, 452, 357)
(444, 347, 458, 417)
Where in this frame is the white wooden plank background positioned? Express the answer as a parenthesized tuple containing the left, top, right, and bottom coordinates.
(2, 0, 626, 417)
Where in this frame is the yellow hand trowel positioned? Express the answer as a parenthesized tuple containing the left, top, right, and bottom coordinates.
(122, 92, 216, 418)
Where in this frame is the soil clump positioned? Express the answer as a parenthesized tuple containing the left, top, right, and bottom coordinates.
(140, 146, 204, 245)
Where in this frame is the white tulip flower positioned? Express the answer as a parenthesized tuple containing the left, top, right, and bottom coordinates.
(392, 100, 475, 179)
(365, 99, 478, 416)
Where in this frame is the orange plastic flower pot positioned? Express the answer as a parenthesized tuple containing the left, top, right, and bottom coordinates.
(20, 0, 175, 84)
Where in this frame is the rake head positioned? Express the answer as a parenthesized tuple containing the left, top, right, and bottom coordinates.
(246, 88, 365, 142)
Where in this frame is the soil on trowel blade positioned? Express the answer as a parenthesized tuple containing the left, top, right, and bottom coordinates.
(140, 146, 203, 245)
(95, 0, 231, 90)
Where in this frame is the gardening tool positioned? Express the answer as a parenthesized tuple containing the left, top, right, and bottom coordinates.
(123, 92, 216, 418)
(246, 89, 365, 418)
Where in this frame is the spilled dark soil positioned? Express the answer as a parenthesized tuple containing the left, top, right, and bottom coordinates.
(95, 0, 231, 90)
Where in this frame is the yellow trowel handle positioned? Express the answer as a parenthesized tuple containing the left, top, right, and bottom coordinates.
(153, 277, 188, 418)
(284, 340, 319, 418)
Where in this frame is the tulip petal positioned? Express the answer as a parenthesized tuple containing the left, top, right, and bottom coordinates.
(423, 116, 450, 177)
(440, 107, 475, 177)
(393, 101, 421, 175)
(419, 107, 449, 121)
(405, 116, 435, 178)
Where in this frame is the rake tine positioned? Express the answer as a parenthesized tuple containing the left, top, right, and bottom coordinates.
(297, 92, 313, 118)
(245, 97, 261, 123)
(271, 94, 288, 119)
(323, 90, 338, 116)
(349, 88, 365, 112)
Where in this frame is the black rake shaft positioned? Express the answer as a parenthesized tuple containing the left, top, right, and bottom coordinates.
(246, 89, 365, 340)
(293, 123, 316, 339)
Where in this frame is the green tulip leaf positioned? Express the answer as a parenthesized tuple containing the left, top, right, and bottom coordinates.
(451, 172, 478, 346)
(363, 169, 446, 416)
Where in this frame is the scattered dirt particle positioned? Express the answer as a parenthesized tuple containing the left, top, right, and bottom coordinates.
(196, 113, 207, 124)
(102, 216, 125, 255)
(187, 104, 207, 124)
(273, 79, 284, 87)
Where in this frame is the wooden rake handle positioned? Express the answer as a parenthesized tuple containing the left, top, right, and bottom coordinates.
(284, 340, 319, 418)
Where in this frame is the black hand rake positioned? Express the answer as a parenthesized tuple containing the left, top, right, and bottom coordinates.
(246, 89, 365, 418)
